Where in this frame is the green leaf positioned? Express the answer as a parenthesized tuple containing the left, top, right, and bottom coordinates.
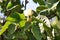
(19, 20, 26, 27)
(43, 24, 52, 37)
(33, 0, 45, 5)
(3, 23, 18, 39)
(19, 14, 26, 27)
(4, 29, 27, 40)
(0, 1, 8, 12)
(7, 24, 16, 34)
(0, 6, 2, 11)
(33, 16, 52, 38)
(13, 30, 27, 40)
(39, 9, 49, 16)
(39, 1, 59, 17)
(7, 5, 22, 13)
(31, 22, 42, 40)
(56, 1, 60, 18)
(51, 1, 59, 10)
(55, 33, 60, 40)
(0, 21, 11, 35)
(46, 0, 58, 8)
(19, 13, 26, 20)
(6, 1, 13, 9)
(24, 22, 31, 31)
(47, 0, 58, 4)
(57, 1, 60, 9)
(26, 31, 36, 40)
(57, 20, 60, 29)
(6, 12, 25, 23)
(36, 5, 48, 13)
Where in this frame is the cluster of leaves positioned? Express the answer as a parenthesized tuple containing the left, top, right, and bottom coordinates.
(0, 0, 60, 40)
(34, 0, 60, 40)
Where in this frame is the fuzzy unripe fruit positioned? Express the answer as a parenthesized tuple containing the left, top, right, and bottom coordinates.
(0, 0, 3, 2)
(24, 9, 33, 16)
(24, 9, 33, 22)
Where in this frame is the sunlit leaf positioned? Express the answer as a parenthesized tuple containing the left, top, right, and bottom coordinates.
(6, 1, 13, 9)
(0, 21, 11, 35)
(19, 20, 26, 27)
(6, 12, 25, 23)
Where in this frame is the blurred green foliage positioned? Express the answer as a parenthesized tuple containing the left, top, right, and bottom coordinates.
(0, 0, 60, 40)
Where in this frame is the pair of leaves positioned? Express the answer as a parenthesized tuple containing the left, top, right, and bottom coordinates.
(0, 21, 12, 35)
(37, 1, 59, 19)
(0, 21, 17, 36)
(6, 12, 31, 31)
(6, 12, 29, 28)
(6, 12, 25, 23)
(3, 24, 17, 39)
(0, 10, 25, 36)
(4, 29, 27, 40)
(32, 16, 52, 39)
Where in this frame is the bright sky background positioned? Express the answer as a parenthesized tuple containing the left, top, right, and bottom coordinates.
(21, 0, 39, 11)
